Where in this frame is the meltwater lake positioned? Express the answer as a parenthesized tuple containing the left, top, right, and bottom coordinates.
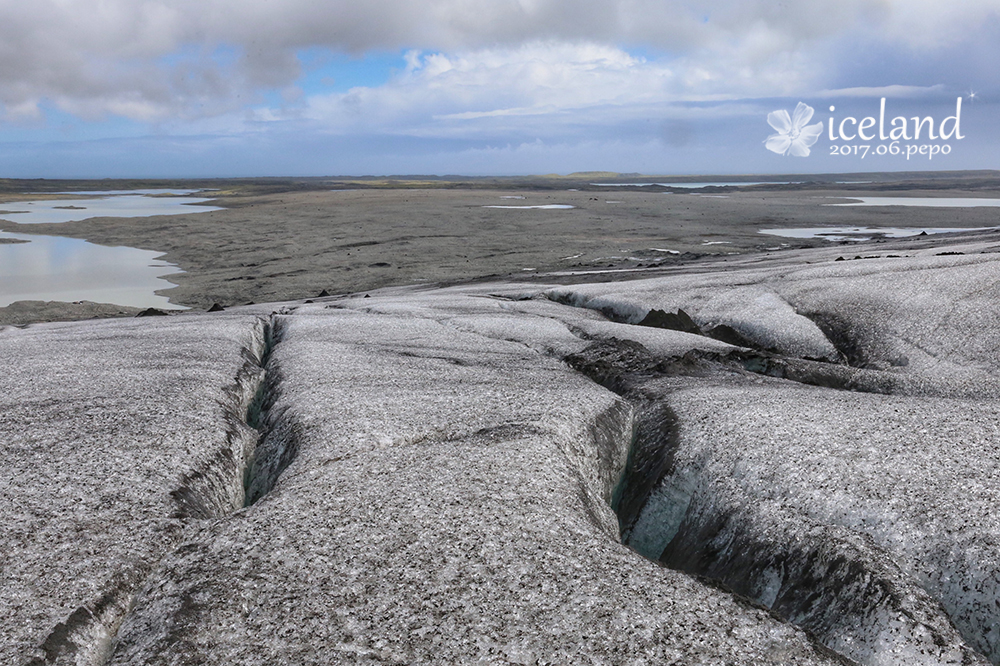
(0, 191, 221, 309)
(760, 197, 1000, 242)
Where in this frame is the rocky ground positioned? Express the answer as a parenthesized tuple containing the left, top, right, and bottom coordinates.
(4, 180, 1000, 322)
(4, 225, 1000, 664)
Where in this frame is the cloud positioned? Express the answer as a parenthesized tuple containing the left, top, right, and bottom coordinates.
(0, 0, 996, 125)
(816, 84, 947, 98)
(0, 0, 998, 179)
(292, 40, 831, 145)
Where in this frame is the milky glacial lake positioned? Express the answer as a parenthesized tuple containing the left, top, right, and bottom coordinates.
(827, 197, 1000, 207)
(758, 197, 1000, 241)
(482, 204, 575, 210)
(591, 182, 799, 188)
(0, 192, 220, 225)
(0, 191, 221, 309)
(760, 225, 1000, 242)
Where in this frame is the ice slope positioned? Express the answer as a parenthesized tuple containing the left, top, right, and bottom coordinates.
(106, 305, 838, 665)
(0, 313, 267, 664)
(1, 300, 839, 665)
(5, 238, 1000, 665)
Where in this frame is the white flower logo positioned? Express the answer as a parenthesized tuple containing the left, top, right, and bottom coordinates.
(765, 102, 823, 157)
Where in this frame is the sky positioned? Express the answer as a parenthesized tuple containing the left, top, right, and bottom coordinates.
(0, 0, 997, 178)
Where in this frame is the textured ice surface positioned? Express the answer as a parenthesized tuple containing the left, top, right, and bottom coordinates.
(546, 273, 842, 360)
(547, 250, 1000, 395)
(6, 238, 1000, 665)
(774, 254, 1000, 388)
(104, 304, 839, 665)
(622, 383, 998, 665)
(0, 313, 265, 664)
(558, 242, 1000, 664)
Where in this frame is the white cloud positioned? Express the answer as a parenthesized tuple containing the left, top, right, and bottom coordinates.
(876, 0, 1000, 47)
(816, 84, 947, 98)
(0, 0, 995, 127)
(294, 41, 824, 141)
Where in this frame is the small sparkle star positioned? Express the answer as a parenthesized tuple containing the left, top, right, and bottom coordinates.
(967, 89, 979, 103)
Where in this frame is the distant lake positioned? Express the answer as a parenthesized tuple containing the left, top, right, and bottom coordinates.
(761, 197, 1000, 241)
(0, 192, 221, 225)
(827, 197, 1000, 207)
(482, 204, 575, 209)
(759, 225, 1000, 241)
(591, 182, 800, 188)
(0, 191, 221, 309)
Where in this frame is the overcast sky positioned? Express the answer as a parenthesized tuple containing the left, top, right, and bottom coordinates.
(0, 0, 996, 177)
